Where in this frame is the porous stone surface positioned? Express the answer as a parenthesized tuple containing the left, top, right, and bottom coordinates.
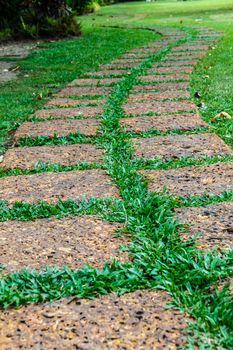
(133, 133, 233, 160)
(68, 78, 120, 86)
(99, 62, 137, 69)
(34, 106, 103, 119)
(85, 70, 126, 77)
(132, 82, 189, 92)
(148, 66, 193, 74)
(0, 290, 188, 349)
(47, 98, 105, 107)
(142, 162, 233, 197)
(0, 216, 127, 272)
(0, 169, 119, 203)
(14, 119, 100, 140)
(175, 202, 233, 250)
(140, 74, 190, 82)
(123, 100, 196, 115)
(128, 90, 190, 102)
(172, 45, 209, 52)
(57, 86, 112, 97)
(158, 60, 198, 67)
(121, 113, 207, 132)
(1, 144, 104, 169)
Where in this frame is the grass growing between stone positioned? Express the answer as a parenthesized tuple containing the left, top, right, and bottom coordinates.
(0, 30, 233, 349)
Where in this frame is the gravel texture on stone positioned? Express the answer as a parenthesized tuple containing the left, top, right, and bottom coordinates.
(128, 90, 190, 102)
(112, 58, 144, 63)
(158, 60, 198, 67)
(57, 86, 112, 97)
(0, 216, 127, 272)
(121, 113, 207, 132)
(164, 56, 201, 62)
(85, 70, 126, 77)
(132, 82, 189, 92)
(34, 106, 103, 119)
(133, 133, 233, 160)
(172, 45, 209, 52)
(141, 162, 233, 197)
(14, 119, 100, 140)
(0, 169, 119, 204)
(1, 144, 104, 169)
(47, 98, 105, 107)
(140, 74, 190, 82)
(123, 100, 196, 115)
(0, 290, 188, 349)
(175, 202, 233, 250)
(167, 52, 205, 59)
(68, 78, 120, 86)
(99, 62, 138, 69)
(148, 67, 193, 74)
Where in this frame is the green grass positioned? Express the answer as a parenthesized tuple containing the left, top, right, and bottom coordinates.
(1, 1, 233, 348)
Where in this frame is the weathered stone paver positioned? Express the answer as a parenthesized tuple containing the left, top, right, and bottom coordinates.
(158, 60, 198, 67)
(148, 66, 193, 74)
(1, 144, 104, 169)
(47, 97, 105, 107)
(175, 202, 233, 250)
(140, 74, 190, 82)
(0, 169, 119, 203)
(68, 77, 120, 86)
(57, 86, 112, 97)
(142, 162, 233, 197)
(14, 119, 100, 140)
(85, 69, 126, 77)
(123, 100, 196, 115)
(133, 133, 233, 160)
(121, 113, 207, 132)
(132, 82, 189, 92)
(34, 106, 103, 119)
(0, 216, 127, 272)
(0, 290, 187, 349)
(128, 90, 190, 102)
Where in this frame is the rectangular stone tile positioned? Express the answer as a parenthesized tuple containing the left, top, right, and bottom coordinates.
(0, 169, 119, 204)
(121, 113, 207, 132)
(99, 62, 137, 69)
(172, 45, 209, 52)
(0, 290, 187, 349)
(133, 133, 233, 160)
(142, 162, 233, 197)
(164, 56, 201, 62)
(68, 78, 120, 86)
(148, 66, 193, 74)
(47, 98, 105, 107)
(140, 74, 190, 83)
(167, 52, 205, 59)
(85, 70, 126, 77)
(57, 86, 112, 97)
(0, 216, 127, 272)
(132, 82, 189, 92)
(1, 144, 104, 169)
(14, 119, 100, 140)
(175, 202, 233, 250)
(34, 106, 103, 119)
(158, 60, 198, 67)
(120, 54, 148, 59)
(128, 90, 190, 102)
(123, 100, 196, 115)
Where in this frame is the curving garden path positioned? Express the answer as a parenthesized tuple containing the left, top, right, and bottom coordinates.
(0, 26, 232, 348)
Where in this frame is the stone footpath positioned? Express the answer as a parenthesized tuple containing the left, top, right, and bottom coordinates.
(0, 27, 232, 349)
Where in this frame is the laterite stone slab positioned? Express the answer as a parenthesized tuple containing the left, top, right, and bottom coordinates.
(14, 119, 100, 140)
(121, 114, 207, 132)
(0, 290, 188, 349)
(142, 162, 233, 197)
(47, 98, 105, 107)
(99, 62, 137, 69)
(133, 133, 233, 160)
(123, 100, 196, 115)
(164, 56, 201, 62)
(172, 45, 209, 52)
(68, 78, 120, 86)
(0, 216, 127, 272)
(128, 90, 190, 102)
(140, 74, 190, 82)
(57, 86, 112, 97)
(132, 82, 189, 92)
(1, 144, 104, 169)
(148, 67, 193, 74)
(0, 169, 119, 204)
(158, 60, 198, 67)
(35, 106, 103, 119)
(167, 52, 205, 59)
(85, 70, 126, 77)
(175, 202, 233, 250)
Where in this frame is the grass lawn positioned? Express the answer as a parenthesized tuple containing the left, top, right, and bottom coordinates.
(0, 1, 233, 348)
